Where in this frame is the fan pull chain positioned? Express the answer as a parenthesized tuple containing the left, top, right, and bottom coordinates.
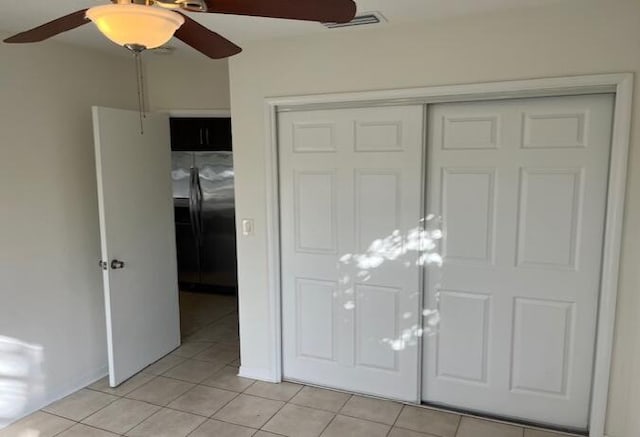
(133, 50, 147, 135)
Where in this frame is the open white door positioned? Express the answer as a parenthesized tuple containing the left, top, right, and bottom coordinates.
(93, 107, 180, 386)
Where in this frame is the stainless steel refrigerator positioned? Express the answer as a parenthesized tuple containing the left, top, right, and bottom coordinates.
(171, 151, 237, 291)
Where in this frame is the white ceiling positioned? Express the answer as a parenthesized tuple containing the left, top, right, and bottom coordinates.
(0, 0, 567, 59)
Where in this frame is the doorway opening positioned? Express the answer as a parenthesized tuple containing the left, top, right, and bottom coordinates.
(92, 107, 242, 402)
(169, 116, 241, 348)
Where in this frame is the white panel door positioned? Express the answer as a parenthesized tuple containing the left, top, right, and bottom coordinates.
(280, 106, 424, 401)
(422, 94, 614, 429)
(93, 107, 180, 386)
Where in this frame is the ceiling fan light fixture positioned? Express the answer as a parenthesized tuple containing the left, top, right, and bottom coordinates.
(86, 4, 184, 50)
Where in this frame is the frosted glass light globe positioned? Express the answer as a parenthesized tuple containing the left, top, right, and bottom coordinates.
(86, 4, 184, 49)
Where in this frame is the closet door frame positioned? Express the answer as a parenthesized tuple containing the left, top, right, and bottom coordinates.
(258, 73, 632, 437)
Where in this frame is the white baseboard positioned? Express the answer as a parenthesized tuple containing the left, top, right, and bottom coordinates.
(1, 364, 108, 430)
(238, 365, 280, 383)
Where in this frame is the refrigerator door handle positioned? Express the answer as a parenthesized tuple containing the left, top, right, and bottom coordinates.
(188, 168, 199, 242)
(194, 170, 204, 239)
(189, 166, 203, 283)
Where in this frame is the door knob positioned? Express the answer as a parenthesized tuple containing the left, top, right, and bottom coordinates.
(111, 259, 125, 270)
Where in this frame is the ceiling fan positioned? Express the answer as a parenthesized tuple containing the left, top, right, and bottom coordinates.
(3, 0, 358, 59)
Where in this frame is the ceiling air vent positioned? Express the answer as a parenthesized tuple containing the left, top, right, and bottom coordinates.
(322, 12, 387, 29)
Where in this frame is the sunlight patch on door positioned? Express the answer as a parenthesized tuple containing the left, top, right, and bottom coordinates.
(336, 215, 444, 353)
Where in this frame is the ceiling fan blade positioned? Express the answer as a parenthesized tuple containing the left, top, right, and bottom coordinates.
(3, 9, 90, 43)
(174, 13, 242, 59)
(202, 0, 357, 23)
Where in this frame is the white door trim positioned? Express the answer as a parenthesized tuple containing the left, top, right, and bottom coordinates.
(166, 109, 232, 118)
(261, 73, 633, 437)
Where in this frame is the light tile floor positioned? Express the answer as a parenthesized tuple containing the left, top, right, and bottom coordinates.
(2, 292, 583, 437)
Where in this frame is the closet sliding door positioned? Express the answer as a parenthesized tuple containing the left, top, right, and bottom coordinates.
(422, 94, 614, 430)
(279, 105, 425, 401)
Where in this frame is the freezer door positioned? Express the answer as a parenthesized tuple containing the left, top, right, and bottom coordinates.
(194, 152, 235, 213)
(171, 151, 194, 200)
(194, 152, 238, 289)
(171, 152, 200, 285)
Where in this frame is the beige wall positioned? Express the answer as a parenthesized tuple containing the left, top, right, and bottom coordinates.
(228, 1, 640, 436)
(146, 56, 230, 111)
(0, 37, 231, 424)
(0, 39, 136, 418)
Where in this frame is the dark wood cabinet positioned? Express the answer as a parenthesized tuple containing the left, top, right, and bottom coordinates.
(170, 117, 232, 151)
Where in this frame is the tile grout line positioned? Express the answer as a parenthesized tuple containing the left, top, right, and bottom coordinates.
(122, 353, 244, 432)
(255, 429, 287, 437)
(110, 399, 163, 436)
(286, 389, 351, 415)
(179, 307, 237, 337)
(131, 358, 236, 391)
(123, 407, 168, 436)
(115, 375, 263, 432)
(76, 421, 127, 436)
(316, 411, 339, 437)
(336, 410, 399, 429)
(319, 393, 356, 436)
(39, 410, 83, 424)
(255, 384, 304, 434)
(201, 381, 242, 419)
(121, 372, 249, 411)
(84, 374, 159, 398)
(79, 369, 241, 432)
(182, 390, 245, 437)
(453, 413, 463, 437)
(385, 403, 405, 437)
(70, 390, 160, 436)
(133, 379, 410, 436)
(47, 413, 78, 437)
(44, 389, 121, 425)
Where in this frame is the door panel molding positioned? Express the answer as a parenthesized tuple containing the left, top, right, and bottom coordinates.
(435, 289, 491, 385)
(260, 73, 633, 437)
(278, 105, 424, 401)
